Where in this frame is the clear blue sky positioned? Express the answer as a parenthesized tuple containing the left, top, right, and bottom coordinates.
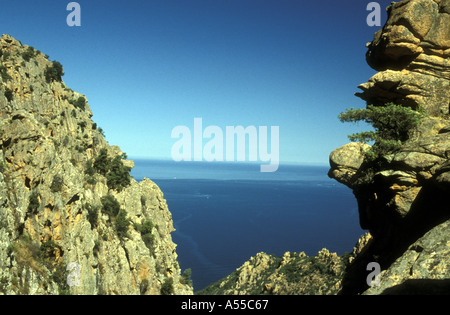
(1, 0, 392, 165)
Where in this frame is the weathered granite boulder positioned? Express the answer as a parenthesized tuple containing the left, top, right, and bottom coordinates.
(329, 142, 371, 187)
(356, 0, 450, 115)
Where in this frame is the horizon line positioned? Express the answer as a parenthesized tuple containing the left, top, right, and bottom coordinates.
(128, 156, 330, 167)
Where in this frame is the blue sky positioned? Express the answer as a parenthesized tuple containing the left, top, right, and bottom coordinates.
(1, 0, 392, 165)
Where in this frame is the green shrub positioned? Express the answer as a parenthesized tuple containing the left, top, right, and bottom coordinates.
(78, 121, 87, 132)
(115, 210, 130, 239)
(101, 194, 121, 218)
(106, 155, 131, 192)
(27, 191, 40, 214)
(86, 176, 97, 186)
(85, 203, 99, 228)
(135, 220, 154, 235)
(4, 88, 13, 102)
(161, 278, 174, 295)
(142, 233, 155, 251)
(22, 46, 37, 62)
(93, 240, 100, 257)
(98, 127, 105, 137)
(140, 279, 149, 295)
(0, 65, 12, 81)
(84, 160, 95, 176)
(341, 252, 352, 267)
(339, 103, 423, 160)
(63, 135, 70, 147)
(39, 240, 61, 260)
(1, 51, 11, 60)
(50, 175, 64, 192)
(11, 234, 41, 273)
(72, 96, 86, 110)
(181, 269, 193, 286)
(91, 149, 131, 191)
(44, 60, 64, 83)
(51, 264, 70, 295)
(134, 220, 155, 251)
(93, 148, 111, 175)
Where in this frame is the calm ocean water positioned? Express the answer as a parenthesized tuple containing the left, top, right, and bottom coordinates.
(130, 159, 364, 291)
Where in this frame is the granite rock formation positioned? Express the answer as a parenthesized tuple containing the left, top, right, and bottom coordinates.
(197, 249, 350, 295)
(329, 0, 450, 295)
(356, 0, 450, 115)
(0, 34, 193, 295)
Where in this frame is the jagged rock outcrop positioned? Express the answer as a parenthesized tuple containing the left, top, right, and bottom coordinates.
(329, 142, 371, 188)
(356, 0, 450, 115)
(0, 34, 193, 295)
(198, 249, 349, 295)
(364, 219, 450, 294)
(330, 0, 450, 295)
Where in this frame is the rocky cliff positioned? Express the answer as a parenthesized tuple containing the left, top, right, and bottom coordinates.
(197, 249, 353, 295)
(0, 34, 193, 295)
(329, 0, 450, 295)
(201, 0, 450, 295)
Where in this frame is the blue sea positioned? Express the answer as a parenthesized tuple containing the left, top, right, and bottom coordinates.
(130, 159, 364, 291)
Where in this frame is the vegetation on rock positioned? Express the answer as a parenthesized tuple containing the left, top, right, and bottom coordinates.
(115, 210, 130, 239)
(0, 33, 192, 295)
(134, 220, 155, 251)
(71, 96, 86, 111)
(106, 155, 131, 192)
(50, 175, 64, 192)
(101, 194, 121, 218)
(329, 0, 450, 295)
(339, 103, 423, 161)
(198, 250, 350, 295)
(91, 148, 131, 192)
(44, 60, 64, 83)
(27, 191, 40, 215)
(4, 87, 13, 102)
(21, 46, 38, 62)
(0, 65, 11, 81)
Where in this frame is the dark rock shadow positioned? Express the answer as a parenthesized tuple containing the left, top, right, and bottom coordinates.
(381, 279, 450, 295)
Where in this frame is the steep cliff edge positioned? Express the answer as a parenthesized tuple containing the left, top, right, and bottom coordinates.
(0, 34, 193, 295)
(330, 0, 450, 295)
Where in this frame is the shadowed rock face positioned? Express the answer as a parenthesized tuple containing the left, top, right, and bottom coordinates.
(329, 0, 450, 295)
(356, 0, 450, 115)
